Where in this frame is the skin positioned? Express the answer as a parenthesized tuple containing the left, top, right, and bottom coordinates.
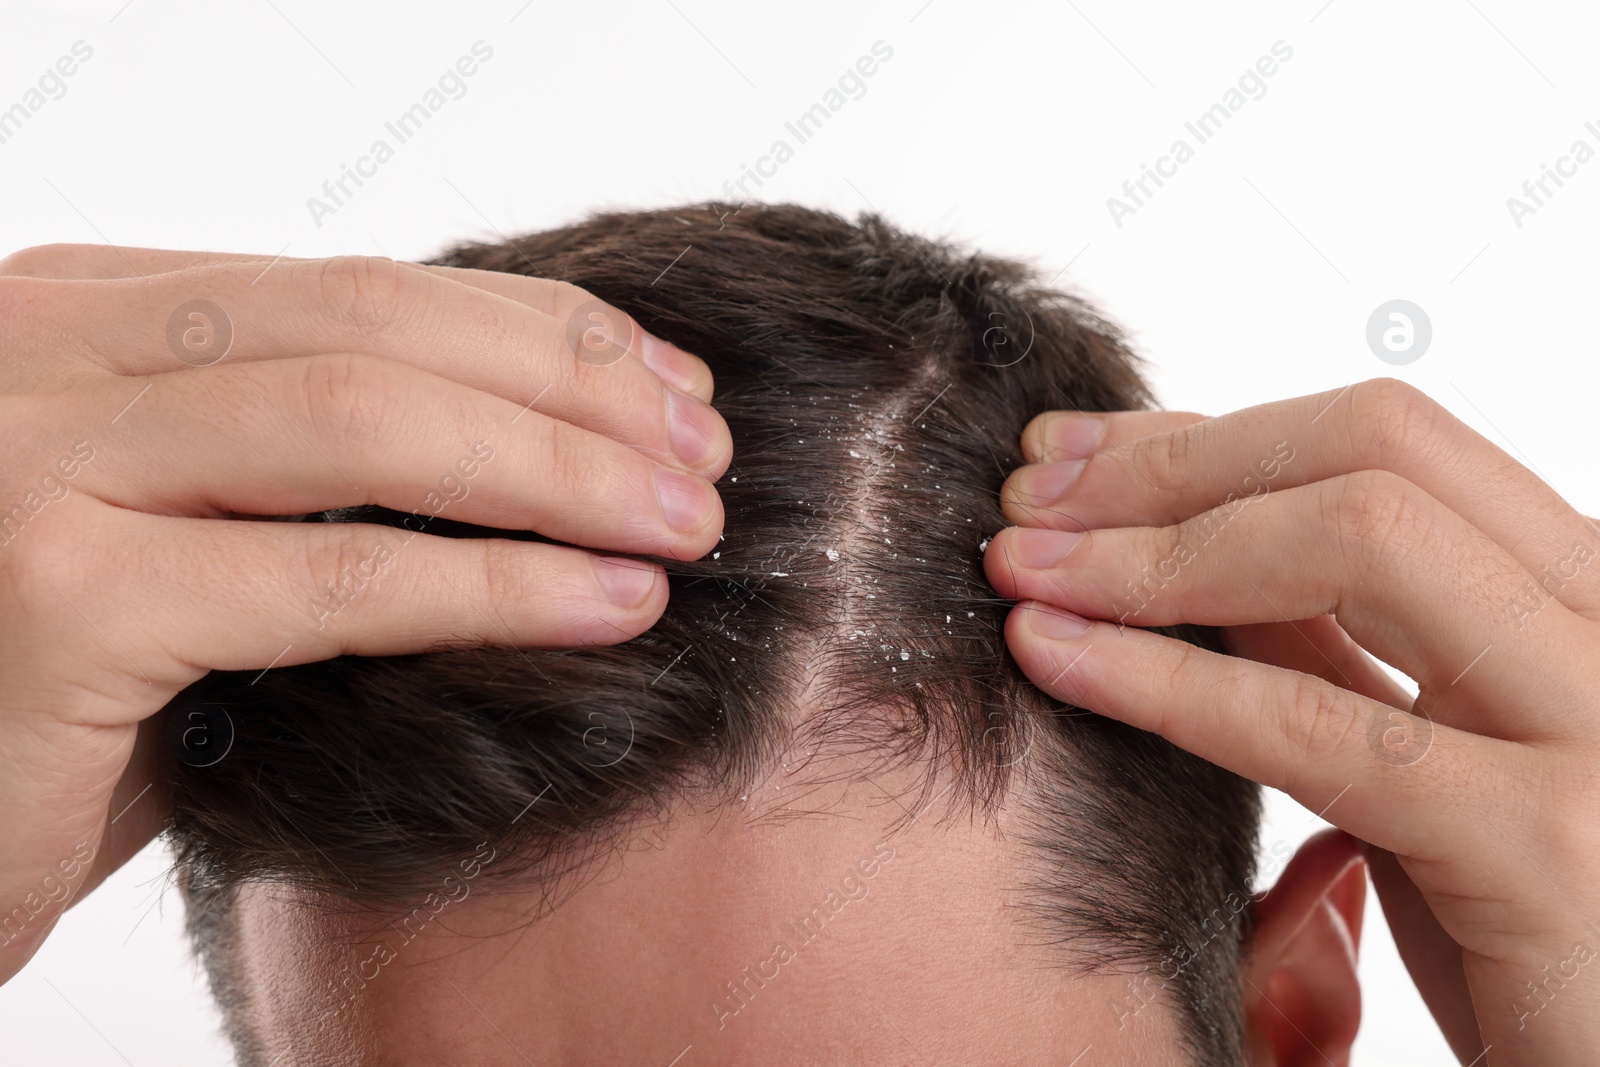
(215, 718, 1367, 1067)
(223, 750, 1193, 1066)
(988, 380, 1600, 1065)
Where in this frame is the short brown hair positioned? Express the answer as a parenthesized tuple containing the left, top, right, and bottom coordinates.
(168, 203, 1261, 1065)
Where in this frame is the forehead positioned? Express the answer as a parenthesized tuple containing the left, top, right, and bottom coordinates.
(215, 773, 1190, 1065)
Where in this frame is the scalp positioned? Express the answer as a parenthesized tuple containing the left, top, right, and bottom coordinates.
(167, 203, 1261, 1067)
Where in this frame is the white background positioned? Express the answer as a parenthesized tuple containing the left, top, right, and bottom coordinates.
(3, 1, 1598, 1064)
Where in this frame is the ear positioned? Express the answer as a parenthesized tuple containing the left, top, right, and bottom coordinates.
(1243, 828, 1367, 1067)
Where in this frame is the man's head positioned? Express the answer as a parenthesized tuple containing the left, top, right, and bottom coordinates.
(165, 204, 1362, 1066)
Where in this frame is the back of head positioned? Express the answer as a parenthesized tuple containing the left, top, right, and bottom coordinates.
(167, 203, 1261, 1065)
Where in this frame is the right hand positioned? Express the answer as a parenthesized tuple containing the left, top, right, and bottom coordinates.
(0, 245, 730, 982)
(989, 387, 1600, 1064)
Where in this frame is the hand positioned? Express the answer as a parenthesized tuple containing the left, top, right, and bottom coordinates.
(985, 378, 1600, 1065)
(0, 245, 730, 982)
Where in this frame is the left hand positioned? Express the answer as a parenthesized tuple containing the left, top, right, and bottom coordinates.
(983, 377, 1600, 1066)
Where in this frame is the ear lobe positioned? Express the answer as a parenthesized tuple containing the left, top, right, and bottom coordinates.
(1243, 828, 1367, 1067)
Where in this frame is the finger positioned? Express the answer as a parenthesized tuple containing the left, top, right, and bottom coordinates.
(29, 505, 670, 725)
(987, 472, 1585, 737)
(1221, 615, 1415, 711)
(1004, 380, 1600, 617)
(0, 242, 198, 279)
(76, 354, 723, 557)
(1364, 846, 1485, 1062)
(1001, 599, 1508, 858)
(10, 259, 729, 477)
(1021, 409, 1204, 464)
(72, 715, 173, 905)
(409, 262, 716, 401)
(0, 244, 717, 401)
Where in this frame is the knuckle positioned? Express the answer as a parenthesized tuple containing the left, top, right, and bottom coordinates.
(1143, 521, 1191, 588)
(296, 351, 401, 445)
(542, 418, 601, 496)
(299, 526, 379, 616)
(1326, 469, 1433, 571)
(1283, 671, 1359, 766)
(1117, 422, 1203, 495)
(312, 255, 410, 333)
(1353, 377, 1444, 469)
(570, 346, 649, 415)
(1168, 638, 1211, 694)
(477, 538, 536, 612)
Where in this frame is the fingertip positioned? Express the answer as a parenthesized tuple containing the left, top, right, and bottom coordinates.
(704, 427, 734, 480)
(1020, 411, 1054, 465)
(1015, 599, 1093, 641)
(1009, 527, 1083, 571)
(592, 554, 661, 608)
(667, 390, 733, 475)
(673, 509, 726, 562)
(640, 331, 715, 402)
(981, 528, 1020, 595)
(655, 468, 723, 540)
(999, 463, 1090, 531)
(1011, 460, 1087, 510)
(1004, 601, 1098, 708)
(585, 555, 669, 642)
(1023, 412, 1104, 464)
(997, 471, 1044, 528)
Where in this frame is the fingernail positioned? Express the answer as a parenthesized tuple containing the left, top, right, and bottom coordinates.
(1040, 414, 1103, 461)
(1012, 528, 1082, 569)
(592, 555, 657, 607)
(1028, 603, 1092, 639)
(668, 390, 723, 469)
(655, 468, 714, 532)
(1015, 460, 1086, 504)
(641, 331, 707, 394)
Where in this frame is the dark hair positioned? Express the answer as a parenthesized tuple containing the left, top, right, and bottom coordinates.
(167, 203, 1261, 1065)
